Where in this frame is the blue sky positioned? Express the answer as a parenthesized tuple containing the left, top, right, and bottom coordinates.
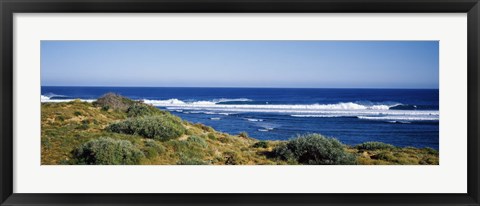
(41, 41, 439, 88)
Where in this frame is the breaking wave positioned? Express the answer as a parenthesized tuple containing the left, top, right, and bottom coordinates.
(143, 98, 252, 106)
(41, 93, 95, 103)
(40, 96, 438, 122)
(357, 115, 438, 121)
(146, 99, 399, 110)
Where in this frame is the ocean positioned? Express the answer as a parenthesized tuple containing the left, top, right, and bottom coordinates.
(41, 86, 439, 150)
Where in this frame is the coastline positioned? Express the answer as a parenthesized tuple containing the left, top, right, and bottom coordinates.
(41, 87, 440, 149)
(41, 93, 439, 165)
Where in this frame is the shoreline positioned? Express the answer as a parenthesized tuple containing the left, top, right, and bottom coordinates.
(40, 94, 439, 165)
(41, 98, 440, 149)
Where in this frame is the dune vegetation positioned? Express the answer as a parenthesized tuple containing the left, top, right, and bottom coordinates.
(41, 93, 439, 165)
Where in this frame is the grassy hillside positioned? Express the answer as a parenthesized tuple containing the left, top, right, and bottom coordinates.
(41, 93, 439, 165)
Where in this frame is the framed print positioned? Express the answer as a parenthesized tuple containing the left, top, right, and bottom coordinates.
(1, 0, 479, 205)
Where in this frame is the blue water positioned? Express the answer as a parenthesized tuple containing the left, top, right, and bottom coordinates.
(41, 86, 439, 150)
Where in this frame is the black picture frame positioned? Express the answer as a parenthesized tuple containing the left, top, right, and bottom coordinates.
(1, 0, 479, 205)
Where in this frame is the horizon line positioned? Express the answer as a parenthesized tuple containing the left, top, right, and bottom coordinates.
(41, 85, 439, 90)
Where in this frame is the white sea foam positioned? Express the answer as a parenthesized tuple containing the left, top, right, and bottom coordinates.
(41, 93, 68, 100)
(247, 118, 263, 122)
(291, 114, 345, 118)
(145, 98, 438, 121)
(216, 98, 252, 103)
(357, 116, 438, 121)
(291, 113, 438, 121)
(218, 112, 234, 116)
(387, 121, 411, 124)
(210, 117, 221, 120)
(41, 93, 96, 103)
(41, 95, 50, 101)
(41, 97, 95, 103)
(143, 98, 251, 106)
(145, 99, 397, 110)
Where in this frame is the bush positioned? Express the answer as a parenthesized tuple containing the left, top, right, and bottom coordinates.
(74, 111, 82, 116)
(56, 115, 65, 122)
(101, 105, 110, 111)
(272, 134, 357, 165)
(252, 141, 269, 148)
(356, 142, 396, 150)
(106, 115, 186, 141)
(126, 103, 165, 117)
(223, 151, 242, 165)
(93, 93, 136, 111)
(193, 123, 214, 132)
(76, 120, 90, 130)
(423, 147, 439, 155)
(420, 156, 439, 165)
(207, 133, 216, 140)
(187, 136, 208, 148)
(143, 139, 166, 159)
(74, 137, 145, 165)
(218, 136, 232, 143)
(238, 132, 249, 138)
(371, 151, 396, 162)
(177, 154, 207, 165)
(167, 139, 208, 165)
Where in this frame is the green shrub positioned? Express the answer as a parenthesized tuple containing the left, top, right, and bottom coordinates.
(74, 137, 145, 165)
(69, 99, 83, 104)
(372, 151, 396, 162)
(238, 132, 249, 138)
(420, 156, 438, 165)
(101, 105, 110, 111)
(193, 123, 214, 132)
(143, 139, 166, 159)
(218, 136, 232, 143)
(187, 136, 208, 148)
(167, 140, 207, 165)
(177, 154, 207, 165)
(126, 103, 165, 117)
(93, 93, 136, 111)
(356, 142, 396, 150)
(423, 147, 439, 155)
(207, 133, 216, 140)
(57, 115, 65, 122)
(252, 141, 269, 148)
(223, 151, 242, 165)
(106, 115, 185, 141)
(272, 142, 296, 162)
(76, 120, 90, 130)
(74, 111, 82, 116)
(272, 134, 357, 165)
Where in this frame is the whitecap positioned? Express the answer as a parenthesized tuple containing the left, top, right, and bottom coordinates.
(41, 98, 95, 103)
(357, 115, 438, 121)
(218, 112, 234, 116)
(291, 114, 344, 118)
